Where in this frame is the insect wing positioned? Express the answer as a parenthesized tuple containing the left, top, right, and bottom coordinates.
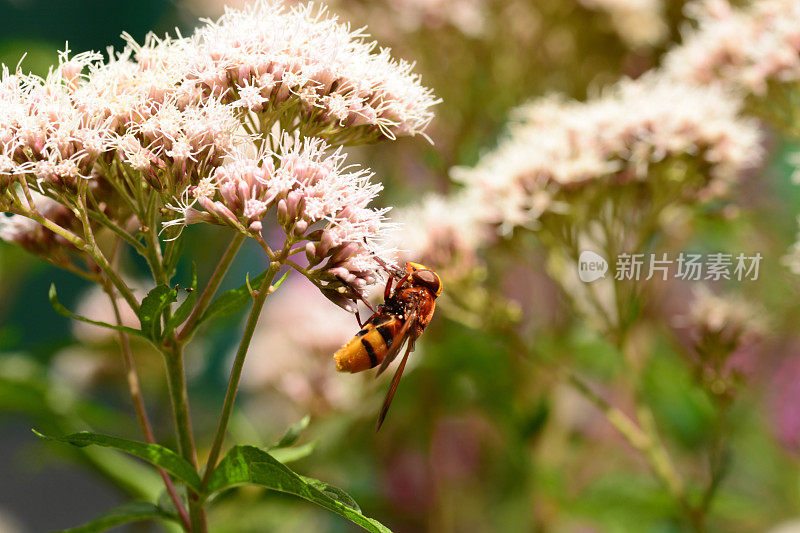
(375, 338, 416, 432)
(375, 310, 416, 377)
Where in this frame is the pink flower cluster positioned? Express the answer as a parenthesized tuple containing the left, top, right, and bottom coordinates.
(0, 53, 111, 193)
(455, 74, 763, 234)
(0, 45, 241, 203)
(387, 193, 487, 277)
(169, 1, 438, 143)
(0, 1, 435, 292)
(175, 136, 390, 290)
(664, 0, 800, 96)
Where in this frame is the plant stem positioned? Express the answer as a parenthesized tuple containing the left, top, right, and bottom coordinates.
(177, 233, 246, 342)
(566, 372, 689, 508)
(202, 259, 282, 487)
(15, 189, 140, 313)
(144, 194, 166, 283)
(163, 341, 203, 532)
(105, 284, 191, 531)
(163, 344, 198, 467)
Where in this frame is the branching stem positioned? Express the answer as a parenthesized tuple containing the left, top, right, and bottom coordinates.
(104, 283, 191, 530)
(177, 232, 246, 342)
(201, 241, 291, 488)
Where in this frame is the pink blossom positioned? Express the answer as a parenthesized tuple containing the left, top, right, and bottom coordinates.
(664, 0, 800, 96)
(455, 74, 762, 234)
(173, 1, 438, 143)
(170, 134, 392, 291)
(239, 275, 361, 413)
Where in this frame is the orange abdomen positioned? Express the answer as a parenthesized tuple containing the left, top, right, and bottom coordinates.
(334, 315, 403, 373)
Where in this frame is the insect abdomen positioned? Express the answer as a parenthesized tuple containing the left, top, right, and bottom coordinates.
(334, 316, 402, 373)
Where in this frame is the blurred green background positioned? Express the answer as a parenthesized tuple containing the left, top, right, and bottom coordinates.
(2, 1, 800, 532)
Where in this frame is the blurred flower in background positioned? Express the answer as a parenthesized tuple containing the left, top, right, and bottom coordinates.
(579, 0, 668, 48)
(240, 275, 362, 423)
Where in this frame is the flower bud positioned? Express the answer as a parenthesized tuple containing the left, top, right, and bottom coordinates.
(293, 219, 308, 235)
(317, 230, 334, 258)
(329, 242, 359, 265)
(285, 190, 302, 221)
(305, 242, 318, 265)
(277, 198, 288, 225)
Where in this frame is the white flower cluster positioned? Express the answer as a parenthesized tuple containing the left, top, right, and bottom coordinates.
(387, 192, 487, 275)
(455, 74, 763, 234)
(664, 0, 800, 96)
(0, 1, 436, 290)
(173, 1, 438, 143)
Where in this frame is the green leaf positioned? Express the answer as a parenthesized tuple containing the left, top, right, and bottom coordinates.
(271, 270, 292, 291)
(270, 441, 317, 464)
(49, 284, 143, 338)
(138, 285, 178, 340)
(200, 269, 291, 325)
(55, 501, 175, 533)
(168, 263, 198, 330)
(206, 446, 390, 532)
(34, 430, 202, 492)
(157, 484, 188, 517)
(301, 475, 361, 512)
(271, 415, 311, 449)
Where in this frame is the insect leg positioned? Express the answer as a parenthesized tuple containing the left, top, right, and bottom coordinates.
(394, 272, 412, 292)
(383, 275, 393, 301)
(340, 279, 378, 315)
(370, 250, 404, 278)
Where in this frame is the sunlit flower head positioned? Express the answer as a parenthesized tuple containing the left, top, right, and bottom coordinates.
(167, 0, 438, 144)
(112, 95, 241, 193)
(170, 134, 393, 294)
(73, 45, 243, 194)
(664, 0, 800, 96)
(455, 74, 763, 235)
(0, 51, 113, 193)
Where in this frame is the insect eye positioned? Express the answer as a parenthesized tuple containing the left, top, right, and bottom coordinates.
(412, 270, 441, 295)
